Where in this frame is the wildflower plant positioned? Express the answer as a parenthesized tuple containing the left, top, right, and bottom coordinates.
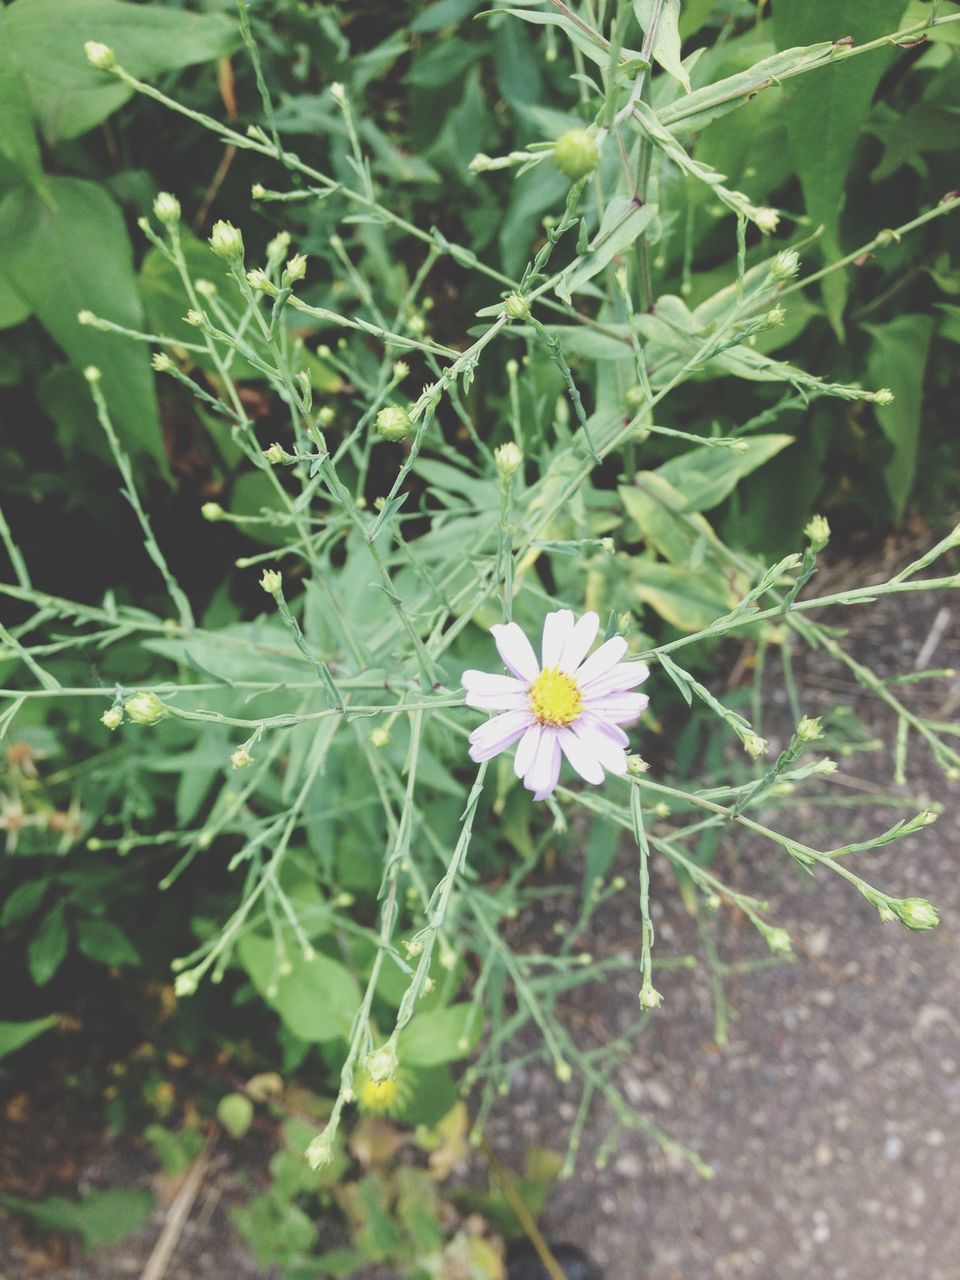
(2, 0, 959, 1187)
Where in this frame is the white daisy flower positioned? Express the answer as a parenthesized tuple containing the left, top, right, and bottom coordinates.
(462, 610, 650, 801)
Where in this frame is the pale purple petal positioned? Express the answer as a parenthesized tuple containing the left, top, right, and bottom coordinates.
(574, 719, 628, 775)
(491, 622, 540, 683)
(558, 611, 600, 674)
(524, 727, 562, 798)
(585, 692, 650, 724)
(581, 661, 650, 698)
(468, 710, 532, 762)
(574, 634, 628, 685)
(514, 723, 542, 779)
(462, 670, 529, 710)
(558, 726, 604, 785)
(541, 609, 575, 670)
(579, 713, 629, 748)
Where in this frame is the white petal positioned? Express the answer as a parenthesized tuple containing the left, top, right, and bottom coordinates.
(558, 611, 600, 674)
(587, 692, 650, 724)
(575, 719, 628, 775)
(580, 712, 630, 749)
(581, 661, 650, 697)
(574, 635, 628, 685)
(541, 609, 575, 670)
(558, 726, 604, 785)
(524, 727, 562, 798)
(468, 710, 532, 762)
(491, 622, 539, 683)
(462, 670, 528, 710)
(514, 723, 542, 779)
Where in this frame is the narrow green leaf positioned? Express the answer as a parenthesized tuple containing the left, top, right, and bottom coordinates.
(0, 1015, 58, 1060)
(865, 315, 934, 520)
(634, 0, 690, 91)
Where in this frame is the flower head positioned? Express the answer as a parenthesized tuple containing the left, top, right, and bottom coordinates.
(462, 610, 650, 800)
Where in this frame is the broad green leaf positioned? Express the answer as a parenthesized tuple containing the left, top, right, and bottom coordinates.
(0, 272, 30, 330)
(865, 315, 934, 520)
(0, 1015, 58, 1060)
(656, 434, 794, 512)
(28, 901, 68, 987)
(936, 304, 960, 345)
(0, 178, 163, 465)
(0, 40, 42, 187)
(631, 560, 732, 631)
(0, 1188, 153, 1252)
(0, 878, 49, 926)
(557, 197, 657, 302)
(412, 0, 482, 33)
(407, 36, 482, 87)
(75, 919, 140, 967)
(398, 1003, 481, 1065)
(634, 0, 690, 92)
(772, 0, 903, 331)
(238, 934, 360, 1043)
(619, 474, 723, 564)
(2, 0, 239, 144)
(869, 104, 960, 182)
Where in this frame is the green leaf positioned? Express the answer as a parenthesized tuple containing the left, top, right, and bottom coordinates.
(865, 315, 934, 520)
(556, 197, 657, 302)
(398, 1003, 481, 1065)
(0, 1188, 153, 1252)
(75, 919, 140, 967)
(0, 178, 163, 465)
(394, 1064, 460, 1127)
(28, 902, 68, 987)
(655, 434, 794, 512)
(407, 36, 482, 87)
(634, 0, 690, 92)
(0, 39, 42, 187)
(2, 0, 239, 144)
(238, 934, 360, 1043)
(0, 271, 30, 330)
(0, 1015, 58, 1060)
(0, 878, 49, 926)
(620, 473, 723, 565)
(631, 560, 731, 631)
(772, 0, 903, 331)
(412, 0, 482, 33)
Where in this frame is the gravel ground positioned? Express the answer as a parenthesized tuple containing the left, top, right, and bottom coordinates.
(2, 562, 958, 1280)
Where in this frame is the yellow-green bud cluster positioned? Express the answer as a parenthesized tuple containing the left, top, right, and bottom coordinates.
(805, 514, 831, 552)
(494, 441, 523, 479)
(503, 292, 530, 321)
(259, 569, 282, 596)
(153, 192, 181, 226)
(209, 220, 244, 265)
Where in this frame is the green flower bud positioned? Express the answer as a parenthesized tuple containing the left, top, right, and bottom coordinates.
(85, 41, 116, 71)
(771, 248, 800, 281)
(805, 514, 831, 552)
(376, 405, 412, 442)
(153, 192, 181, 225)
(503, 292, 530, 321)
(201, 502, 225, 522)
(259, 569, 282, 596)
(796, 716, 824, 742)
(101, 707, 123, 731)
(230, 746, 254, 770)
(639, 982, 663, 1009)
(305, 1128, 335, 1170)
(494, 441, 523, 478)
(892, 897, 940, 931)
(124, 691, 169, 726)
(262, 443, 285, 464)
(370, 727, 391, 748)
(365, 1043, 398, 1083)
(752, 206, 780, 235)
(209, 220, 244, 264)
(554, 128, 601, 180)
(283, 253, 308, 285)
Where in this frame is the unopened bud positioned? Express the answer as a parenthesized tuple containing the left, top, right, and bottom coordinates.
(370, 727, 391, 748)
(365, 1043, 398, 1083)
(305, 1129, 335, 1170)
(85, 41, 116, 71)
(152, 352, 175, 374)
(209, 220, 244, 264)
(153, 192, 181, 225)
(392, 360, 409, 381)
(494, 441, 523, 478)
(554, 128, 601, 180)
(259, 569, 282, 596)
(201, 502, 225, 522)
(375, 405, 412, 442)
(230, 746, 253, 770)
(124, 691, 169, 726)
(639, 983, 663, 1009)
(771, 248, 800, 281)
(503, 292, 530, 321)
(283, 253, 308, 285)
(262, 443, 285, 464)
(796, 716, 823, 743)
(101, 708, 123, 731)
(892, 897, 940, 931)
(805, 514, 831, 552)
(753, 206, 780, 235)
(872, 387, 895, 406)
(743, 732, 768, 759)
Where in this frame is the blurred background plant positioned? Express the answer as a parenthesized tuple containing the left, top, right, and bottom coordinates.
(1, 0, 959, 1274)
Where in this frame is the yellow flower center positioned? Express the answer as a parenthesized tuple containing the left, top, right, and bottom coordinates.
(528, 667, 582, 727)
(358, 1076, 399, 1113)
